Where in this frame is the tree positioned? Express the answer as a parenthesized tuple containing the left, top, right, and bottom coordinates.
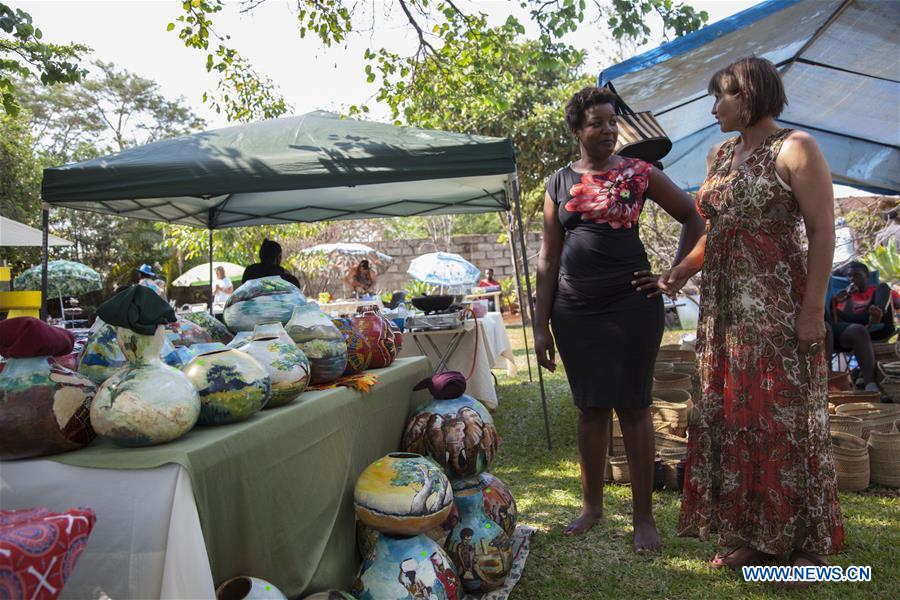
(0, 111, 43, 273)
(0, 3, 87, 115)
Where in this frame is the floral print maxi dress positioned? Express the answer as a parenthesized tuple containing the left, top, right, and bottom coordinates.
(677, 129, 845, 555)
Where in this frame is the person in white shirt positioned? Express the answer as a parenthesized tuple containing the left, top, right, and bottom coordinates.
(212, 266, 234, 310)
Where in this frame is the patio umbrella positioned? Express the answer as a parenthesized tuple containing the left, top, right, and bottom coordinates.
(298, 243, 392, 270)
(173, 262, 245, 287)
(407, 252, 480, 287)
(14, 260, 102, 325)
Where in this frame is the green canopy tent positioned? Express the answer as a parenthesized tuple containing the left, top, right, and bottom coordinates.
(39, 110, 551, 446)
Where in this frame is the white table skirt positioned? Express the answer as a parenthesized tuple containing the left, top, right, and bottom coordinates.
(398, 312, 517, 409)
(0, 461, 215, 599)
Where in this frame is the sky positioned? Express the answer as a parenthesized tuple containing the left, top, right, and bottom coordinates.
(13, 0, 875, 197)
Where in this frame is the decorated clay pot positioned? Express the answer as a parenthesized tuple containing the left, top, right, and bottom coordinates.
(402, 395, 499, 479)
(353, 310, 396, 369)
(0, 356, 97, 460)
(241, 323, 310, 408)
(355, 453, 454, 536)
(447, 483, 512, 593)
(77, 319, 127, 384)
(226, 331, 252, 350)
(286, 305, 348, 384)
(224, 276, 307, 332)
(215, 576, 287, 600)
(183, 348, 271, 425)
(181, 311, 234, 344)
(301, 592, 356, 600)
(165, 316, 215, 347)
(353, 532, 460, 600)
(451, 472, 517, 538)
(91, 326, 200, 446)
(358, 501, 461, 559)
(332, 317, 373, 375)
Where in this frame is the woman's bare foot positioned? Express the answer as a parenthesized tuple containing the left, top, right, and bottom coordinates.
(563, 508, 603, 536)
(633, 516, 661, 553)
(711, 545, 773, 569)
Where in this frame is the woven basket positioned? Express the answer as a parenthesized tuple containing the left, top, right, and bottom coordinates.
(828, 402, 836, 415)
(657, 349, 696, 363)
(873, 341, 898, 363)
(835, 403, 900, 438)
(611, 435, 626, 457)
(654, 361, 675, 374)
(828, 371, 852, 391)
(651, 401, 689, 436)
(662, 458, 680, 490)
(611, 415, 622, 437)
(655, 431, 688, 452)
(653, 372, 692, 392)
(659, 446, 687, 460)
(881, 376, 900, 403)
(610, 455, 630, 483)
(831, 432, 869, 491)
(880, 361, 900, 378)
(827, 391, 881, 407)
(659, 343, 682, 351)
(828, 414, 864, 438)
(868, 426, 900, 487)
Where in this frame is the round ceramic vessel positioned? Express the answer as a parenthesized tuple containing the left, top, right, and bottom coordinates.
(241, 323, 310, 408)
(451, 472, 517, 538)
(0, 356, 97, 460)
(215, 576, 287, 600)
(91, 326, 200, 446)
(286, 305, 348, 384)
(357, 501, 461, 559)
(300, 592, 355, 600)
(180, 311, 234, 344)
(77, 320, 127, 384)
(354, 453, 454, 536)
(224, 276, 307, 332)
(183, 348, 271, 425)
(352, 310, 396, 369)
(353, 532, 460, 600)
(165, 316, 214, 347)
(447, 485, 512, 593)
(332, 317, 374, 375)
(402, 394, 499, 479)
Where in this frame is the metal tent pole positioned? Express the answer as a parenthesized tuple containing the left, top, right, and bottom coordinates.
(40, 205, 49, 321)
(506, 211, 533, 382)
(511, 176, 552, 450)
(208, 226, 214, 311)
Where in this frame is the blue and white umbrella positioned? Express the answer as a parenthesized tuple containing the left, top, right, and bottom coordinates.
(407, 252, 480, 287)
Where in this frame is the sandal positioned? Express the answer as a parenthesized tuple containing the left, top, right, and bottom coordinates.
(777, 550, 828, 589)
(710, 545, 772, 569)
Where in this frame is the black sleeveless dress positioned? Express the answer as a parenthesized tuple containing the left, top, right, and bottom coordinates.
(547, 159, 664, 409)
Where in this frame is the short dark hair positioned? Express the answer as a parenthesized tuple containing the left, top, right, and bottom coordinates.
(844, 261, 869, 275)
(565, 86, 619, 132)
(259, 239, 282, 263)
(708, 56, 787, 126)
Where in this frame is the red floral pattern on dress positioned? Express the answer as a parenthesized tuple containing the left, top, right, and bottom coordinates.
(677, 129, 845, 556)
(565, 158, 651, 228)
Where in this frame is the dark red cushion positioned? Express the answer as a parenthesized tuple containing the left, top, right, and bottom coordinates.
(0, 317, 74, 358)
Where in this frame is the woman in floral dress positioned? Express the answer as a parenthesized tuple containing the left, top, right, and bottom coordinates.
(534, 86, 704, 551)
(663, 57, 844, 572)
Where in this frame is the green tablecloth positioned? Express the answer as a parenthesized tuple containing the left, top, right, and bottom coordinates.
(52, 356, 431, 597)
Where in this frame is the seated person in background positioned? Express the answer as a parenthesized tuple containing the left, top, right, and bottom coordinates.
(136, 264, 167, 300)
(243, 239, 301, 288)
(826, 261, 895, 393)
(343, 259, 377, 297)
(477, 268, 501, 312)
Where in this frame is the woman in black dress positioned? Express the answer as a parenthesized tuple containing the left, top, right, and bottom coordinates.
(535, 87, 704, 551)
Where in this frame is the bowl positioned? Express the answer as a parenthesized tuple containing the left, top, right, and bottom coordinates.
(410, 295, 454, 313)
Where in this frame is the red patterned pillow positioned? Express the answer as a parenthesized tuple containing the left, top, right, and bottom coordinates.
(0, 507, 96, 600)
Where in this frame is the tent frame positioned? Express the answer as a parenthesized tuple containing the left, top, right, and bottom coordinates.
(39, 170, 554, 450)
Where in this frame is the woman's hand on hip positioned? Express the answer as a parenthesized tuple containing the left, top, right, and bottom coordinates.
(658, 264, 695, 297)
(796, 308, 826, 354)
(632, 270, 664, 298)
(534, 326, 556, 372)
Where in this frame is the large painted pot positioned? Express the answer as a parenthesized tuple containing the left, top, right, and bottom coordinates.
(91, 326, 200, 446)
(358, 501, 460, 558)
(353, 310, 396, 369)
(0, 357, 96, 460)
(447, 483, 512, 593)
(355, 453, 454, 536)
(332, 317, 373, 375)
(402, 395, 499, 479)
(451, 472, 517, 539)
(241, 323, 310, 408)
(77, 320, 127, 384)
(215, 576, 287, 600)
(165, 316, 215, 347)
(353, 532, 460, 600)
(286, 305, 348, 384)
(181, 311, 235, 344)
(224, 276, 307, 332)
(183, 348, 270, 425)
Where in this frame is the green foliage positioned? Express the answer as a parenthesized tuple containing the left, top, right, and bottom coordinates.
(405, 279, 436, 298)
(161, 223, 327, 266)
(0, 111, 43, 273)
(863, 239, 900, 284)
(0, 3, 87, 115)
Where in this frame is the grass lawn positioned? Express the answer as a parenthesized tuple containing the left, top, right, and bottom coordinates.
(488, 323, 900, 599)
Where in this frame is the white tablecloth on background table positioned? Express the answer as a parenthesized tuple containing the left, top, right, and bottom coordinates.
(398, 312, 517, 409)
(1, 461, 215, 599)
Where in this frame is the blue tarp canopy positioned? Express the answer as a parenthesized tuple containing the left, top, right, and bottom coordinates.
(599, 0, 899, 194)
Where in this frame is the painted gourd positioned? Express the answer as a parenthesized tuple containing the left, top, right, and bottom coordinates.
(224, 276, 307, 332)
(353, 532, 460, 600)
(353, 310, 396, 369)
(183, 348, 270, 425)
(240, 323, 310, 408)
(286, 305, 348, 384)
(332, 317, 373, 375)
